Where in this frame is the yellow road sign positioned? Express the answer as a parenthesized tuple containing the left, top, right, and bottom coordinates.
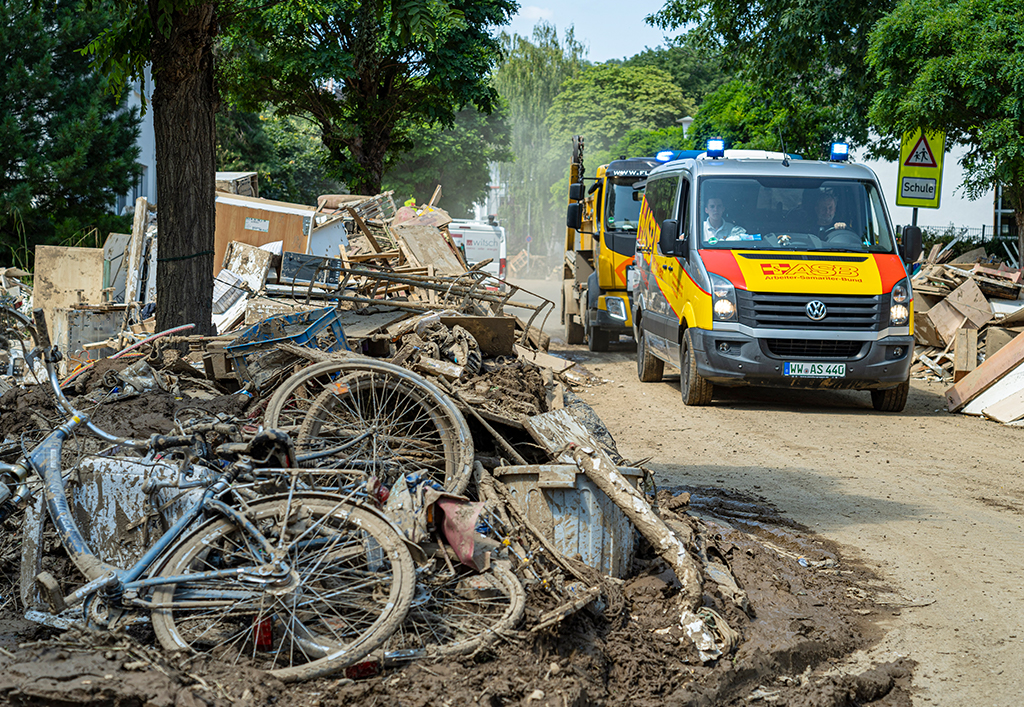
(896, 129, 945, 208)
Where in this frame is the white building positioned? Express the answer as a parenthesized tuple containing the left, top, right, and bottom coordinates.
(115, 68, 157, 213)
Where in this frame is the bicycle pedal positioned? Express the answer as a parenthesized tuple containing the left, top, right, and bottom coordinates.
(35, 571, 66, 613)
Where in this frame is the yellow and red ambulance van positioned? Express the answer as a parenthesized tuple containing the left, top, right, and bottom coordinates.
(632, 144, 922, 411)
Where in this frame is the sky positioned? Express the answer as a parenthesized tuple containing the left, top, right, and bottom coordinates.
(505, 0, 675, 63)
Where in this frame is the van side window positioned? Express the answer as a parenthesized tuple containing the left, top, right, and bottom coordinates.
(645, 176, 680, 254)
(679, 177, 691, 244)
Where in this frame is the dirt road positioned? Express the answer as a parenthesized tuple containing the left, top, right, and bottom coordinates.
(561, 339, 1024, 706)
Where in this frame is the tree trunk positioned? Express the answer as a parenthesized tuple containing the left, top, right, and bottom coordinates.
(151, 4, 218, 336)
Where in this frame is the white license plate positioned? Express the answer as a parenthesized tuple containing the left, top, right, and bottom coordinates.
(626, 266, 640, 291)
(784, 362, 846, 377)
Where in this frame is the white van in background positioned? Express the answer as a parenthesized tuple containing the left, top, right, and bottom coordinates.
(448, 219, 507, 284)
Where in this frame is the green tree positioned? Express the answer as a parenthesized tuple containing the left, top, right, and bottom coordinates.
(608, 126, 690, 160)
(621, 42, 729, 109)
(217, 108, 343, 205)
(683, 80, 835, 158)
(383, 104, 512, 219)
(218, 0, 517, 197)
(647, 0, 895, 146)
(0, 0, 139, 265)
(546, 64, 691, 156)
(492, 22, 587, 254)
(867, 0, 1024, 262)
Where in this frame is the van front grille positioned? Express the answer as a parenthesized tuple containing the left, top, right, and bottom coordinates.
(765, 339, 864, 359)
(737, 292, 883, 330)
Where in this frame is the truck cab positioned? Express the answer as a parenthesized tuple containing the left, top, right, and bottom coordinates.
(633, 146, 922, 411)
(564, 136, 658, 350)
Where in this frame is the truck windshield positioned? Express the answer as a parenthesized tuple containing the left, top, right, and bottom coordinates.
(605, 178, 643, 232)
(697, 177, 896, 253)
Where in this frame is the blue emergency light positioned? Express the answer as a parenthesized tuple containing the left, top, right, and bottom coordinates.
(830, 142, 850, 162)
(656, 150, 675, 162)
(706, 138, 725, 159)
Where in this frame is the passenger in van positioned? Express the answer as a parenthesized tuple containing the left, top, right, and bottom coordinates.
(788, 190, 847, 236)
(702, 196, 747, 243)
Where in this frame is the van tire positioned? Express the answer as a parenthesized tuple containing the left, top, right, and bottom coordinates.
(636, 324, 663, 382)
(871, 380, 909, 412)
(680, 329, 714, 406)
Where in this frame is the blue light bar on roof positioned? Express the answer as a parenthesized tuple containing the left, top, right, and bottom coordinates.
(706, 138, 725, 159)
(656, 150, 674, 162)
(830, 142, 850, 162)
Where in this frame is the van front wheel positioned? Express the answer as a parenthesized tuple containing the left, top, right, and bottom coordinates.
(680, 330, 713, 406)
(871, 380, 909, 412)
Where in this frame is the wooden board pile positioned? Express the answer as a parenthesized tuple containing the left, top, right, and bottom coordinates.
(910, 246, 1024, 386)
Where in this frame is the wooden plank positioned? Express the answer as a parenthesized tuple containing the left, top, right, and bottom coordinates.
(924, 299, 970, 345)
(345, 207, 383, 253)
(926, 243, 942, 264)
(986, 327, 1017, 358)
(946, 331, 1024, 411)
(953, 328, 978, 382)
(123, 197, 149, 306)
(337, 309, 410, 339)
(514, 345, 575, 373)
(913, 310, 944, 347)
(945, 278, 993, 329)
(391, 223, 464, 275)
(950, 246, 987, 264)
(981, 388, 1024, 424)
(963, 359, 1024, 415)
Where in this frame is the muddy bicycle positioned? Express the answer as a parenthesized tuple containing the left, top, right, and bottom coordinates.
(0, 313, 417, 682)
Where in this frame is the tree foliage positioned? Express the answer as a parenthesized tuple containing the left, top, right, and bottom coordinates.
(546, 64, 691, 156)
(620, 42, 729, 109)
(0, 0, 139, 265)
(216, 108, 343, 205)
(867, 0, 1024, 260)
(218, 0, 517, 196)
(383, 104, 512, 219)
(647, 0, 895, 146)
(492, 23, 587, 254)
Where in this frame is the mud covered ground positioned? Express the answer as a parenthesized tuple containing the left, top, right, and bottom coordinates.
(0, 356, 914, 707)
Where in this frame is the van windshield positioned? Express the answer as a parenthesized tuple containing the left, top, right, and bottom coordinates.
(697, 177, 896, 253)
(605, 178, 643, 231)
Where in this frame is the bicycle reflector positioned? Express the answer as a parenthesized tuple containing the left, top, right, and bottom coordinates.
(830, 142, 850, 162)
(254, 617, 273, 650)
(706, 138, 725, 159)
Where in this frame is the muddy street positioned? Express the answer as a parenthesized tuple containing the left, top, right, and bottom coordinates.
(571, 339, 1024, 706)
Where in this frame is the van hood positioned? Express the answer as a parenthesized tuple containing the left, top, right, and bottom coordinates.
(700, 250, 907, 296)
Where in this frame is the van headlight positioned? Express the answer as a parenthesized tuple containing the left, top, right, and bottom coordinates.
(890, 278, 911, 326)
(606, 296, 627, 321)
(710, 274, 737, 321)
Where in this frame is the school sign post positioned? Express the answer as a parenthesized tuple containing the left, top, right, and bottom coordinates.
(896, 129, 946, 224)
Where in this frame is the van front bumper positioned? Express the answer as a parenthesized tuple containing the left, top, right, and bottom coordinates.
(689, 329, 914, 390)
(590, 292, 633, 331)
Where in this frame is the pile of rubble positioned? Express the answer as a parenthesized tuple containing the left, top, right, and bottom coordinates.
(909, 244, 1024, 424)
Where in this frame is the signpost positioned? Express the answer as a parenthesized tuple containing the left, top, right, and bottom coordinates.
(896, 129, 946, 225)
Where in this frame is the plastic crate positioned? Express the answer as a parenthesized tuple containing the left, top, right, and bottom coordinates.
(226, 307, 349, 385)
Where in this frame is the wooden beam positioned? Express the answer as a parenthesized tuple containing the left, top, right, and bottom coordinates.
(953, 327, 978, 382)
(345, 206, 383, 253)
(946, 330, 1024, 411)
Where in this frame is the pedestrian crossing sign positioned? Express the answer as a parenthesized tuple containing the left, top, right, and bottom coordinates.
(896, 129, 945, 208)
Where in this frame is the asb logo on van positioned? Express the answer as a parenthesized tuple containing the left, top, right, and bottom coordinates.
(758, 262, 861, 281)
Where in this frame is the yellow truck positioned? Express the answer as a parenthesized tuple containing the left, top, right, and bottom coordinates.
(563, 136, 658, 351)
(632, 141, 922, 411)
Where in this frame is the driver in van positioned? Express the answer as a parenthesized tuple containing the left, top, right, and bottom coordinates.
(702, 196, 747, 243)
(812, 191, 847, 236)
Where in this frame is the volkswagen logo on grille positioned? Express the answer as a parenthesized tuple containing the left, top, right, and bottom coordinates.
(806, 300, 827, 321)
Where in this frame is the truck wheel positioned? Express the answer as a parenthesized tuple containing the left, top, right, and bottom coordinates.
(587, 321, 610, 352)
(636, 323, 663, 382)
(680, 329, 713, 406)
(565, 315, 585, 345)
(871, 380, 909, 412)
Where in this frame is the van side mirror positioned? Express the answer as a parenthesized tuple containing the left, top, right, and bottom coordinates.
(568, 182, 585, 202)
(567, 203, 583, 230)
(901, 225, 922, 263)
(659, 219, 684, 256)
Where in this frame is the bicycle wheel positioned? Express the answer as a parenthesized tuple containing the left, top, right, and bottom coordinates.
(382, 561, 525, 665)
(150, 495, 415, 682)
(269, 359, 473, 494)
